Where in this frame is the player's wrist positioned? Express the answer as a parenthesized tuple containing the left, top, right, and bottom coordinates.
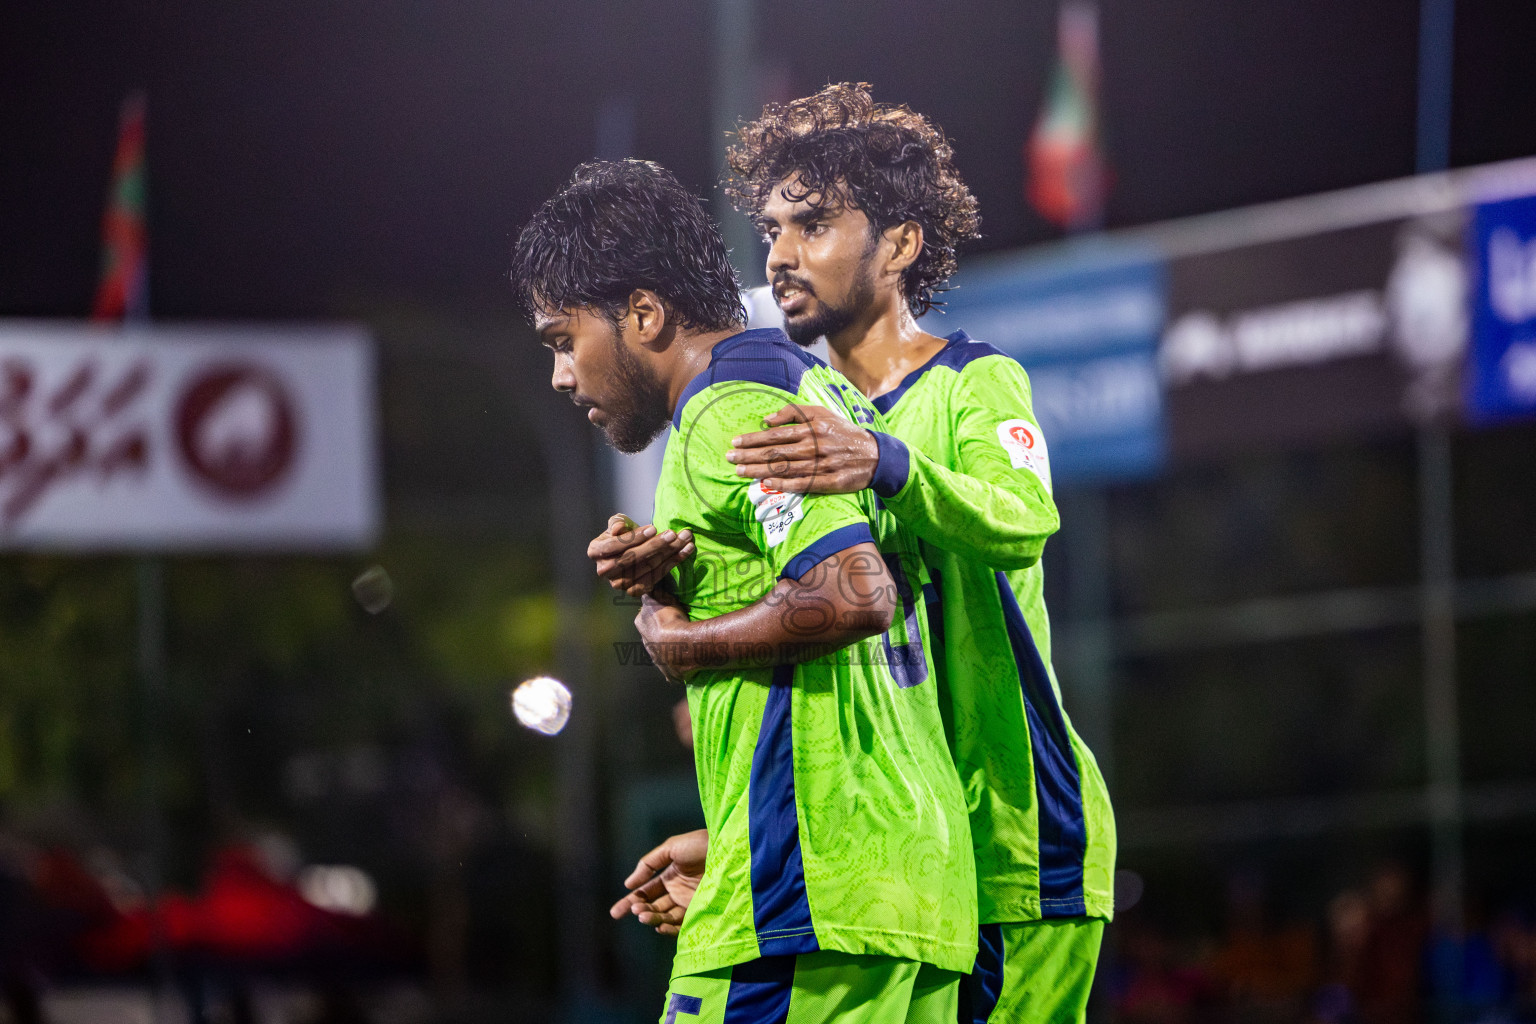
(664, 617, 723, 678)
(867, 430, 911, 498)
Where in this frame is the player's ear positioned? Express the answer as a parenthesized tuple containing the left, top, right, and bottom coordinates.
(883, 221, 924, 276)
(626, 289, 669, 347)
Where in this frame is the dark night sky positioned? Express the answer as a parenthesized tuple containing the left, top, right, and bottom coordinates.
(2, 0, 1533, 321)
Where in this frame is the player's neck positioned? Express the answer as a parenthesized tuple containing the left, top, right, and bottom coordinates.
(662, 325, 748, 416)
(825, 296, 947, 401)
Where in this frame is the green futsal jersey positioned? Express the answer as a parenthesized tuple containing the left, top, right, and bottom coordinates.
(651, 328, 977, 978)
(865, 330, 1117, 924)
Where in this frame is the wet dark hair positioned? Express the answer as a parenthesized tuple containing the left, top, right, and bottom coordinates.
(511, 160, 745, 331)
(724, 82, 981, 317)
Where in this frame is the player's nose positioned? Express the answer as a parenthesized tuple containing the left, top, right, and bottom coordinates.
(550, 353, 576, 393)
(766, 233, 796, 276)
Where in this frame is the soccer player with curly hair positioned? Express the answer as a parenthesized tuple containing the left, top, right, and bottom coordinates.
(610, 84, 1117, 1023)
(516, 159, 978, 1021)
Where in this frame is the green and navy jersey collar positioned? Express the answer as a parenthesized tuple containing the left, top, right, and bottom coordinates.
(671, 327, 825, 430)
(870, 329, 1006, 415)
(866, 329, 1010, 498)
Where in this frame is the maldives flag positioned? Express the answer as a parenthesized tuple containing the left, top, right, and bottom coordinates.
(1026, 2, 1107, 231)
(92, 92, 148, 321)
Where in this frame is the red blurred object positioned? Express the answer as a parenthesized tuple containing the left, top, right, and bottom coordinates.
(196, 847, 317, 959)
(31, 848, 119, 924)
(78, 845, 395, 974)
(79, 893, 197, 972)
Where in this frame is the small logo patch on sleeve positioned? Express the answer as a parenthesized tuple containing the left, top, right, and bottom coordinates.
(748, 478, 803, 547)
(996, 418, 1053, 494)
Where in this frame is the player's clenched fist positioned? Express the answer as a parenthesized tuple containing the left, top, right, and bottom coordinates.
(634, 590, 693, 684)
(587, 512, 695, 597)
(727, 404, 879, 494)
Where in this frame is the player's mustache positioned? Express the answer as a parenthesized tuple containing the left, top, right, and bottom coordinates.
(771, 272, 816, 299)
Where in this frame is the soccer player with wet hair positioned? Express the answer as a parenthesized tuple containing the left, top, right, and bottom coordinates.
(611, 84, 1117, 1023)
(513, 159, 977, 1021)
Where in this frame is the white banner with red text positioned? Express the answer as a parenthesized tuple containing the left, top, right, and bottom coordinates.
(0, 321, 378, 551)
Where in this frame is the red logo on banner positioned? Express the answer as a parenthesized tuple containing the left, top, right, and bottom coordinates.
(1009, 424, 1036, 448)
(0, 358, 152, 529)
(175, 365, 297, 499)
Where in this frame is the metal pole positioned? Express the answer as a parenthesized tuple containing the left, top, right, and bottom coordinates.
(1414, 1, 1463, 1001)
(1061, 487, 1115, 784)
(537, 411, 602, 1015)
(711, 0, 760, 283)
(1419, 426, 1463, 940)
(134, 555, 174, 1022)
(1416, 0, 1455, 175)
(134, 559, 166, 846)
(118, 86, 172, 1015)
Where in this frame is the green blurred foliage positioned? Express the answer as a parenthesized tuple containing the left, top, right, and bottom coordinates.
(0, 532, 559, 871)
(0, 557, 138, 812)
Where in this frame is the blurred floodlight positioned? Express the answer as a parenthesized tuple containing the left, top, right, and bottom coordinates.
(512, 676, 572, 735)
(298, 864, 378, 916)
(351, 565, 394, 614)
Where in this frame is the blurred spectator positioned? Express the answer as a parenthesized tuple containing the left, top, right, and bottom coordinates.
(1425, 892, 1525, 1022)
(1490, 911, 1536, 1019)
(1, 831, 129, 1024)
(1102, 865, 1536, 1024)
(1426, 925, 1507, 1021)
(1208, 869, 1319, 1019)
(0, 833, 46, 1024)
(1310, 888, 1371, 1024)
(1113, 920, 1215, 1024)
(1354, 862, 1429, 1024)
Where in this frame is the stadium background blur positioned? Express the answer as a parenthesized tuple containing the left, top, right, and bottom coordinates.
(3, 0, 1536, 1021)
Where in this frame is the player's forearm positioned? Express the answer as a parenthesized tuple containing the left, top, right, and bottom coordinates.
(869, 432, 1059, 570)
(658, 568, 894, 677)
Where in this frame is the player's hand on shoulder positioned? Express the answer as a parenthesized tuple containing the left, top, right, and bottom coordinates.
(727, 404, 878, 494)
(587, 512, 694, 597)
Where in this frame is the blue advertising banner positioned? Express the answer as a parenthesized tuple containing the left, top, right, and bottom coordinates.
(1468, 194, 1536, 423)
(928, 243, 1166, 482)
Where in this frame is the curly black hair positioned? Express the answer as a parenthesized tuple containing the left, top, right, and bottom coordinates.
(511, 160, 745, 331)
(724, 82, 981, 317)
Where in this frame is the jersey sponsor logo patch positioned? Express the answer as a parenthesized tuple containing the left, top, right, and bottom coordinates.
(748, 478, 803, 547)
(997, 418, 1053, 493)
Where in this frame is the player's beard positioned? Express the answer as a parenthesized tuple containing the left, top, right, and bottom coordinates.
(780, 234, 879, 347)
(600, 325, 672, 454)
